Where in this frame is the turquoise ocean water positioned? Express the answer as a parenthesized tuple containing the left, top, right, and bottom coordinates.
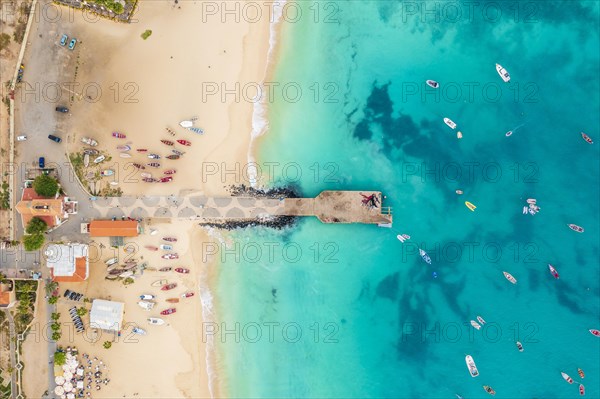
(214, 2, 600, 398)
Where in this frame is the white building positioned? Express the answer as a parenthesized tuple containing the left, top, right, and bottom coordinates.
(90, 299, 124, 332)
(45, 243, 89, 282)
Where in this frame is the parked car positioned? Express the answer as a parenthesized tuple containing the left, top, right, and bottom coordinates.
(55, 106, 69, 113)
(60, 34, 68, 46)
(68, 38, 77, 50)
(48, 134, 62, 143)
(16, 135, 27, 141)
(38, 157, 45, 168)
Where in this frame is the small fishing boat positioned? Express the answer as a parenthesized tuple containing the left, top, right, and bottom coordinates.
(579, 384, 585, 396)
(465, 201, 476, 211)
(106, 263, 119, 272)
(148, 153, 161, 159)
(161, 139, 174, 146)
(503, 271, 517, 284)
(163, 237, 177, 242)
(426, 80, 439, 88)
(159, 267, 172, 272)
(177, 139, 191, 146)
(108, 268, 122, 276)
(119, 153, 132, 158)
(161, 308, 177, 315)
(166, 298, 180, 303)
(548, 264, 560, 279)
(162, 253, 179, 260)
(105, 275, 119, 281)
(166, 155, 180, 160)
(101, 169, 114, 176)
(164, 169, 176, 175)
(81, 137, 98, 146)
(581, 132, 593, 144)
(142, 178, 156, 183)
(456, 190, 463, 195)
(112, 132, 126, 139)
(465, 355, 479, 377)
(175, 268, 189, 274)
(137, 301, 155, 311)
(117, 145, 131, 151)
(140, 294, 155, 300)
(140, 172, 152, 178)
(151, 279, 167, 287)
(578, 368, 585, 379)
(83, 153, 89, 167)
(419, 248, 432, 264)
(477, 316, 486, 325)
(188, 127, 204, 134)
(568, 224, 584, 233)
(166, 127, 176, 135)
(143, 267, 157, 272)
(122, 263, 137, 271)
(160, 244, 173, 250)
(495, 63, 510, 82)
(147, 162, 161, 168)
(150, 229, 158, 235)
(148, 317, 165, 325)
(133, 163, 145, 170)
(457, 131, 463, 139)
(119, 271, 133, 278)
(470, 320, 481, 330)
(561, 372, 574, 384)
(136, 148, 148, 153)
(396, 234, 408, 243)
(505, 131, 513, 137)
(182, 292, 195, 298)
(132, 327, 146, 335)
(589, 329, 600, 337)
(93, 155, 105, 164)
(483, 385, 496, 396)
(105, 257, 118, 266)
(516, 341, 524, 352)
(179, 120, 194, 128)
(522, 206, 528, 214)
(83, 148, 99, 155)
(159, 176, 173, 183)
(161, 283, 177, 291)
(144, 245, 158, 251)
(171, 149, 184, 155)
(444, 117, 457, 129)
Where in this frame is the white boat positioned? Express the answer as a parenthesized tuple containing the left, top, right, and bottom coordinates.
(149, 229, 158, 236)
(419, 248, 432, 264)
(83, 153, 89, 167)
(81, 137, 98, 146)
(147, 317, 165, 325)
(522, 206, 528, 214)
(503, 271, 517, 284)
(505, 130, 513, 137)
(140, 172, 152, 179)
(516, 341, 524, 352)
(179, 120, 194, 128)
(160, 244, 173, 250)
(465, 355, 479, 377)
(496, 63, 510, 82)
(139, 294, 155, 300)
(119, 153, 131, 158)
(444, 118, 457, 129)
(117, 145, 131, 152)
(477, 316, 486, 325)
(137, 300, 155, 311)
(93, 155, 105, 164)
(470, 320, 481, 330)
(119, 271, 133, 278)
(426, 80, 439, 88)
(561, 372, 574, 384)
(397, 234, 406, 243)
(187, 127, 204, 134)
(105, 257, 118, 266)
(132, 327, 147, 335)
(101, 169, 114, 176)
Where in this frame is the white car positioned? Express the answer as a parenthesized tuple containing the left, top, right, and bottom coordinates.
(16, 135, 27, 141)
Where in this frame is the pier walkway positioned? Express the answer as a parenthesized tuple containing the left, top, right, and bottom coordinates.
(89, 191, 392, 225)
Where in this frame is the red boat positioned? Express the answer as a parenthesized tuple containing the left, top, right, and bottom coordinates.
(181, 292, 195, 298)
(162, 253, 179, 260)
(177, 139, 191, 146)
(161, 140, 174, 146)
(142, 177, 156, 183)
(579, 384, 585, 396)
(568, 224, 584, 233)
(578, 368, 585, 378)
(159, 176, 173, 183)
(164, 169, 176, 175)
(133, 163, 145, 170)
(145, 245, 158, 251)
(161, 283, 177, 291)
(175, 268, 189, 274)
(147, 162, 161, 168)
(159, 267, 172, 272)
(160, 308, 177, 315)
(112, 132, 126, 139)
(136, 148, 148, 153)
(581, 132, 593, 144)
(548, 264, 559, 279)
(166, 155, 180, 160)
(589, 329, 600, 336)
(163, 237, 177, 242)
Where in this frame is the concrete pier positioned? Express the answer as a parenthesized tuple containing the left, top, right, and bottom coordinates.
(90, 190, 392, 225)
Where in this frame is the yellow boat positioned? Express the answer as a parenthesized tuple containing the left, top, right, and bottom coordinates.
(465, 201, 476, 211)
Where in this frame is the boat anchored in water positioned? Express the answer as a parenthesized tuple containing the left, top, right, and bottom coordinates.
(548, 264, 560, 279)
(581, 132, 593, 144)
(477, 316, 486, 325)
(465, 201, 476, 211)
(503, 271, 517, 284)
(561, 372, 574, 384)
(470, 320, 481, 330)
(589, 329, 600, 337)
(579, 384, 585, 396)
(444, 117, 457, 129)
(465, 355, 479, 377)
(419, 248, 432, 264)
(483, 385, 496, 396)
(516, 341, 524, 352)
(396, 234, 410, 243)
(578, 368, 585, 379)
(568, 224, 584, 233)
(495, 63, 510, 82)
(426, 80, 439, 88)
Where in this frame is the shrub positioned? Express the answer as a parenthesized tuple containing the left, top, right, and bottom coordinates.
(76, 307, 87, 317)
(54, 351, 66, 365)
(51, 313, 60, 321)
(32, 175, 59, 197)
(0, 33, 10, 51)
(51, 331, 61, 341)
(141, 30, 152, 40)
(48, 296, 58, 305)
(26, 217, 48, 235)
(103, 341, 112, 349)
(22, 233, 44, 251)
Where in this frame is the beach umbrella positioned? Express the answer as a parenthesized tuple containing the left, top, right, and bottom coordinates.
(54, 386, 65, 396)
(77, 368, 84, 376)
(67, 393, 75, 399)
(63, 371, 73, 380)
(63, 382, 73, 392)
(60, 395, 66, 399)
(55, 376, 65, 385)
(77, 381, 84, 389)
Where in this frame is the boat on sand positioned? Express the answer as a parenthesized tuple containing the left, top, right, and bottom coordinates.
(151, 279, 167, 287)
(182, 292, 195, 298)
(161, 308, 177, 315)
(148, 317, 165, 325)
(166, 298, 180, 303)
(112, 132, 126, 139)
(161, 283, 177, 291)
(175, 267, 189, 274)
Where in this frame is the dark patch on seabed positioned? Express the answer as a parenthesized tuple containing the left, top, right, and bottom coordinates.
(376, 272, 399, 301)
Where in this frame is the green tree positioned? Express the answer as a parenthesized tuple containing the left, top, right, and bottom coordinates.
(51, 312, 60, 321)
(51, 322, 61, 331)
(54, 351, 66, 366)
(22, 233, 45, 251)
(76, 307, 87, 317)
(26, 217, 48, 234)
(32, 175, 59, 197)
(0, 33, 10, 51)
(51, 331, 61, 341)
(103, 341, 112, 349)
(45, 281, 58, 296)
(48, 296, 58, 305)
